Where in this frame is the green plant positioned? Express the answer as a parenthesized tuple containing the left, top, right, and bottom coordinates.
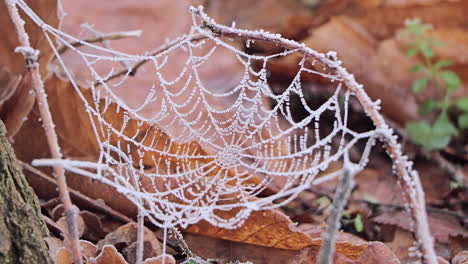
(402, 18, 467, 151)
(342, 212, 364, 233)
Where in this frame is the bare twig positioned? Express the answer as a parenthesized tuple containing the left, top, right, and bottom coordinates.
(56, 29, 142, 55)
(4, 1, 82, 263)
(191, 6, 438, 264)
(95, 33, 207, 86)
(80, 24, 134, 70)
(318, 168, 355, 264)
(22, 161, 133, 223)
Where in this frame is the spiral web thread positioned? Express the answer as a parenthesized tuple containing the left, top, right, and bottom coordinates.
(24, 3, 384, 230)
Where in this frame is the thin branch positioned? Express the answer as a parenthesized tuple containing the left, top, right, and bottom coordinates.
(55, 29, 142, 55)
(22, 161, 133, 223)
(191, 6, 438, 264)
(318, 168, 355, 264)
(95, 33, 208, 86)
(4, 1, 82, 263)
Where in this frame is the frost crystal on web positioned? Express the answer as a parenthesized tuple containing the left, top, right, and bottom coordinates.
(25, 3, 383, 230)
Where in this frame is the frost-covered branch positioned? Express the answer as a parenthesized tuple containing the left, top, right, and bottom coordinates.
(4, 1, 82, 263)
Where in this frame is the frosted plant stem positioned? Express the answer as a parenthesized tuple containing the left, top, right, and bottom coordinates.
(170, 227, 194, 258)
(4, 1, 83, 263)
(317, 168, 354, 264)
(136, 209, 145, 264)
(163, 226, 168, 264)
(192, 7, 438, 264)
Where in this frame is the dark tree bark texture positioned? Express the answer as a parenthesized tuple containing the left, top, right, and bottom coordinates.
(0, 120, 52, 264)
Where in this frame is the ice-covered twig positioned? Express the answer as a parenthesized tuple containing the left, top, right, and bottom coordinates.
(96, 33, 208, 85)
(191, 6, 437, 264)
(56, 29, 142, 55)
(4, 1, 83, 263)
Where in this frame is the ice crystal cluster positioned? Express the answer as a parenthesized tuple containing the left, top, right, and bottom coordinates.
(24, 2, 381, 229)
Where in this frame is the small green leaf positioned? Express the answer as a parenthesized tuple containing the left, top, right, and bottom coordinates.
(427, 134, 452, 150)
(342, 211, 350, 218)
(441, 71, 461, 92)
(414, 26, 425, 36)
(407, 48, 418, 57)
(433, 118, 458, 137)
(458, 113, 468, 129)
(412, 76, 428, 93)
(407, 120, 432, 147)
(434, 59, 453, 69)
(407, 120, 455, 151)
(410, 64, 425, 72)
(421, 45, 434, 58)
(419, 99, 437, 115)
(455, 97, 468, 111)
(354, 214, 364, 233)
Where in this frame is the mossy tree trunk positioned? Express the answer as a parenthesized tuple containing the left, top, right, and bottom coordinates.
(0, 120, 52, 264)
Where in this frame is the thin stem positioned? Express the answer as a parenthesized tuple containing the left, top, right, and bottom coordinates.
(4, 1, 82, 263)
(136, 209, 145, 264)
(317, 168, 354, 264)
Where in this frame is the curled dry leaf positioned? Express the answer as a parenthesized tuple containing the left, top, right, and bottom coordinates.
(97, 222, 162, 263)
(45, 238, 97, 264)
(93, 245, 128, 264)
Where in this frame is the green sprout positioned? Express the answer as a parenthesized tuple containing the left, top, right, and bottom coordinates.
(402, 18, 467, 151)
(342, 212, 364, 233)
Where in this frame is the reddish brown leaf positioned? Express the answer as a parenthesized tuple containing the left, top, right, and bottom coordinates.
(97, 223, 162, 263)
(374, 211, 468, 244)
(187, 209, 315, 250)
(0, 0, 60, 137)
(93, 245, 128, 264)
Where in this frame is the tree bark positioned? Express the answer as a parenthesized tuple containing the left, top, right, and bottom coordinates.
(0, 120, 52, 264)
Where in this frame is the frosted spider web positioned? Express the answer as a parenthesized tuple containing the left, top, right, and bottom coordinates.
(24, 2, 385, 230)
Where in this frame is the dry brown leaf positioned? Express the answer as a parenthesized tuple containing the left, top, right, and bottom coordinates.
(0, 0, 60, 137)
(93, 245, 128, 264)
(46, 238, 97, 264)
(56, 247, 72, 264)
(374, 211, 468, 244)
(141, 255, 176, 264)
(186, 209, 314, 250)
(383, 227, 415, 263)
(452, 251, 468, 264)
(45, 237, 66, 262)
(290, 241, 399, 264)
(295, 224, 368, 260)
(185, 232, 299, 263)
(97, 223, 162, 263)
(80, 240, 98, 262)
